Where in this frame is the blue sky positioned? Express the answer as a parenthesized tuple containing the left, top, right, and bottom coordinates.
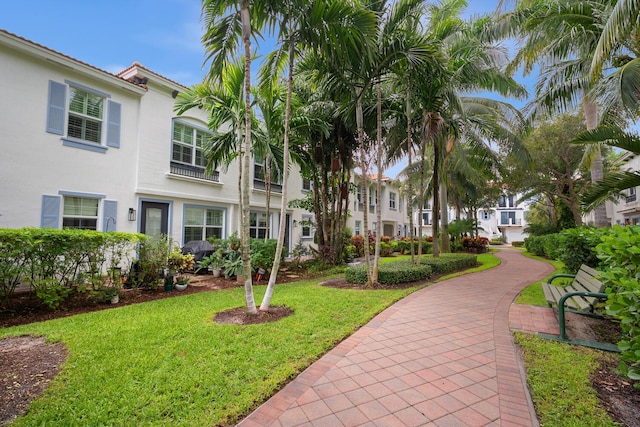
(2, 0, 508, 87)
(2, 1, 523, 178)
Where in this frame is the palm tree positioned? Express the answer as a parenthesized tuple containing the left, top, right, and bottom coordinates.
(258, 0, 377, 307)
(498, 0, 638, 227)
(201, 0, 273, 313)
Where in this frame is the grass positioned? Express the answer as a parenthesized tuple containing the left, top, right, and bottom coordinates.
(515, 252, 567, 306)
(1, 278, 417, 426)
(514, 332, 617, 427)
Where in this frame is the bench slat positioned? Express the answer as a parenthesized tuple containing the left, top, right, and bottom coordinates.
(540, 264, 605, 311)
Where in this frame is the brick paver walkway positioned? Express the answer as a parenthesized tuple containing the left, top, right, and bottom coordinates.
(239, 248, 555, 426)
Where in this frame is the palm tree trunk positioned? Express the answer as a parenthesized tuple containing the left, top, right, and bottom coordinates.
(439, 182, 450, 253)
(432, 139, 440, 258)
(240, 3, 256, 313)
(357, 95, 372, 286)
(584, 100, 608, 227)
(406, 86, 415, 264)
(372, 82, 382, 284)
(417, 143, 425, 264)
(261, 40, 294, 311)
(265, 155, 271, 242)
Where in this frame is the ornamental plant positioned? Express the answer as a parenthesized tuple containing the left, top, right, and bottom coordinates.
(596, 225, 640, 387)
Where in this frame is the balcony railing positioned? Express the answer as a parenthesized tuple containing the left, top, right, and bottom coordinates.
(500, 218, 522, 226)
(626, 194, 637, 203)
(170, 162, 219, 182)
(369, 204, 376, 214)
(253, 179, 282, 193)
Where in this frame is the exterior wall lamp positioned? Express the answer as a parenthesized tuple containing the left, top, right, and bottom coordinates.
(128, 208, 136, 221)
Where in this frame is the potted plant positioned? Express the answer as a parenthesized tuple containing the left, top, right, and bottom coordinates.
(196, 249, 224, 277)
(175, 276, 190, 291)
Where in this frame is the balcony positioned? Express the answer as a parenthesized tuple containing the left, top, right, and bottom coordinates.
(626, 194, 637, 203)
(369, 205, 376, 214)
(500, 218, 522, 226)
(170, 162, 219, 182)
(253, 179, 282, 193)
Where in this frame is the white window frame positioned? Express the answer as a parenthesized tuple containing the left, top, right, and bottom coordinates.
(62, 195, 99, 230)
(184, 205, 225, 242)
(422, 212, 430, 226)
(301, 215, 313, 239)
(250, 211, 269, 239)
(172, 121, 208, 168)
(389, 192, 397, 210)
(302, 178, 312, 192)
(355, 220, 361, 236)
(67, 86, 104, 144)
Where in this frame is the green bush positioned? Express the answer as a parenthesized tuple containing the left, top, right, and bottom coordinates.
(596, 225, 640, 386)
(250, 239, 283, 272)
(511, 241, 524, 247)
(345, 260, 432, 285)
(524, 235, 545, 256)
(0, 228, 141, 305)
(422, 254, 478, 275)
(379, 241, 394, 257)
(540, 233, 562, 260)
(556, 227, 601, 274)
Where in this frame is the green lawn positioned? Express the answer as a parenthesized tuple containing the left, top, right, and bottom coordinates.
(2, 276, 419, 426)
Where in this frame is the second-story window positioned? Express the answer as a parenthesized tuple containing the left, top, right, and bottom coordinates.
(302, 178, 312, 192)
(172, 122, 207, 167)
(499, 194, 515, 208)
(68, 87, 103, 143)
(627, 187, 637, 203)
(254, 154, 282, 191)
(389, 192, 397, 210)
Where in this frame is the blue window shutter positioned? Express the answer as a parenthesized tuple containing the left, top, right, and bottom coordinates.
(41, 195, 61, 228)
(46, 81, 66, 135)
(103, 200, 118, 231)
(106, 100, 121, 148)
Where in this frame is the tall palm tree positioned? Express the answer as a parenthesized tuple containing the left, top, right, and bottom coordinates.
(258, 0, 377, 307)
(201, 0, 272, 313)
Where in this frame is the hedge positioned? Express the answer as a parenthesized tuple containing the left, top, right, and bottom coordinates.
(345, 260, 432, 285)
(0, 228, 142, 307)
(345, 254, 477, 285)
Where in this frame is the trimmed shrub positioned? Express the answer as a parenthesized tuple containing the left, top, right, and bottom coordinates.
(0, 228, 141, 306)
(379, 241, 394, 257)
(345, 260, 432, 285)
(556, 227, 601, 273)
(462, 237, 489, 253)
(540, 233, 562, 260)
(250, 238, 283, 272)
(524, 235, 547, 256)
(423, 253, 478, 275)
(511, 241, 524, 247)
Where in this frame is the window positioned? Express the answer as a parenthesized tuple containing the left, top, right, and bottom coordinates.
(302, 178, 312, 192)
(250, 212, 269, 239)
(301, 215, 313, 238)
(46, 80, 121, 153)
(481, 211, 490, 220)
(356, 184, 363, 211)
(499, 194, 515, 208)
(184, 206, 224, 242)
(389, 192, 397, 210)
(63, 196, 99, 230)
(68, 87, 103, 143)
(355, 220, 361, 236)
(423, 201, 431, 210)
(422, 212, 430, 226)
(173, 122, 207, 167)
(627, 187, 637, 203)
(254, 154, 282, 192)
(501, 211, 517, 225)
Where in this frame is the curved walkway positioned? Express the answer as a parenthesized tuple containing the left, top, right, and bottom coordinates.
(239, 248, 555, 427)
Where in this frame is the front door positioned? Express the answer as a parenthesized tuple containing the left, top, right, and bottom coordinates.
(140, 202, 169, 236)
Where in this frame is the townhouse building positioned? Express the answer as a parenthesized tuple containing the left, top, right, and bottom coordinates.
(0, 30, 312, 254)
(416, 192, 530, 243)
(0, 30, 416, 255)
(605, 152, 640, 226)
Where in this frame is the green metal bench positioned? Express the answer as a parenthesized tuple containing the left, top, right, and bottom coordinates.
(539, 264, 618, 352)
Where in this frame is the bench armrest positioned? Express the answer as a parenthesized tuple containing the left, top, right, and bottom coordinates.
(546, 273, 575, 285)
